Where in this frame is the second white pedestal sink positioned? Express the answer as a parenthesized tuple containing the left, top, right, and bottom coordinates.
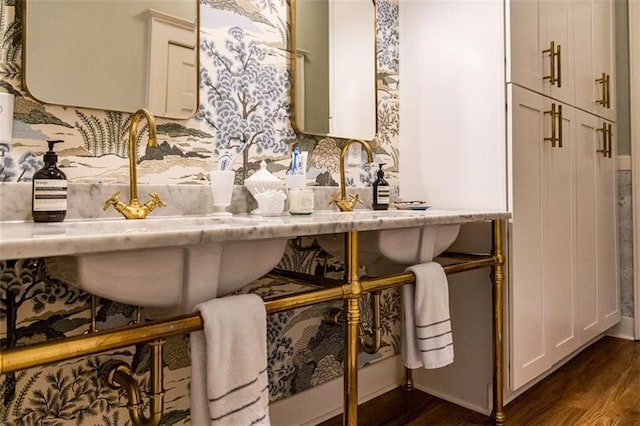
(316, 224, 460, 276)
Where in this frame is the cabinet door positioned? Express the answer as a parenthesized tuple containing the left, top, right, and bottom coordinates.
(541, 96, 579, 363)
(541, 0, 574, 104)
(509, 85, 547, 389)
(576, 113, 619, 340)
(509, 0, 574, 104)
(573, 0, 596, 114)
(509, 86, 578, 389)
(508, 0, 544, 91)
(593, 0, 616, 121)
(576, 111, 599, 342)
(596, 119, 619, 330)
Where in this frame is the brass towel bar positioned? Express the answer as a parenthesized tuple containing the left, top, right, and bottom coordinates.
(0, 254, 493, 374)
(0, 219, 506, 425)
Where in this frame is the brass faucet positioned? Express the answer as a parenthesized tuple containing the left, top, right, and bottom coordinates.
(331, 139, 374, 212)
(104, 108, 166, 219)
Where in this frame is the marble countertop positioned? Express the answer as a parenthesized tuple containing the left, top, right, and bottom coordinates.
(0, 209, 509, 261)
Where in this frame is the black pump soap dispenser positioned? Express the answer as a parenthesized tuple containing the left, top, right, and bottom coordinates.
(372, 163, 390, 210)
(32, 140, 67, 222)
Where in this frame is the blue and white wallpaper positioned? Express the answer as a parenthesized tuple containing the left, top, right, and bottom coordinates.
(0, 0, 401, 424)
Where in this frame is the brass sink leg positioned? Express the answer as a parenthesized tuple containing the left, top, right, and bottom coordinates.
(343, 230, 361, 425)
(101, 339, 165, 426)
(491, 220, 506, 426)
(402, 367, 414, 391)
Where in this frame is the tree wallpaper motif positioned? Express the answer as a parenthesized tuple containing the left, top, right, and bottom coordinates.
(198, 26, 295, 180)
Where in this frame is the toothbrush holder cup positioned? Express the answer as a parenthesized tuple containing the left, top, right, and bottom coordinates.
(210, 170, 235, 215)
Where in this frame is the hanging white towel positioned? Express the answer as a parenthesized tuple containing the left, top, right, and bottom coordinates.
(401, 262, 454, 369)
(190, 294, 270, 426)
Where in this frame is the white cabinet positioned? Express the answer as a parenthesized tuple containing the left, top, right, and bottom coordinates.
(574, 0, 617, 120)
(592, 0, 616, 121)
(508, 0, 574, 104)
(508, 85, 580, 389)
(509, 85, 619, 390)
(399, 0, 619, 402)
(509, 0, 616, 120)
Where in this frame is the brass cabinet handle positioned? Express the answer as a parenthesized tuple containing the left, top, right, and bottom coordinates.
(543, 41, 561, 87)
(556, 45, 562, 88)
(557, 104, 563, 147)
(605, 74, 611, 108)
(607, 122, 613, 158)
(544, 103, 557, 147)
(544, 103, 561, 148)
(596, 122, 608, 157)
(596, 73, 607, 106)
(543, 41, 556, 86)
(596, 73, 611, 109)
(596, 123, 613, 158)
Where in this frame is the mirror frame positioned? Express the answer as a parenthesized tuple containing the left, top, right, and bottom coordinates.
(290, 0, 378, 141)
(21, 0, 200, 120)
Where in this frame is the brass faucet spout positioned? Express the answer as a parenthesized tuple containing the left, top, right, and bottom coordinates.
(128, 108, 157, 204)
(332, 139, 374, 212)
(104, 108, 166, 219)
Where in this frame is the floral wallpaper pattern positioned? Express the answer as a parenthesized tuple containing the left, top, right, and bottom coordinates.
(0, 0, 401, 424)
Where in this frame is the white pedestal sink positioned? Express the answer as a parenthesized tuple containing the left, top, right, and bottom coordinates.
(45, 217, 288, 315)
(316, 224, 460, 277)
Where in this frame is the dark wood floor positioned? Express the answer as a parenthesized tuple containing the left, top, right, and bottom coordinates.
(321, 336, 640, 425)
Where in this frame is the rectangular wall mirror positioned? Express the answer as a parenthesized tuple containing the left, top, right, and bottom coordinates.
(23, 0, 198, 119)
(291, 0, 377, 141)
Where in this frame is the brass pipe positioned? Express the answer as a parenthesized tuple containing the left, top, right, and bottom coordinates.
(1, 315, 200, 374)
(491, 220, 506, 426)
(102, 340, 165, 426)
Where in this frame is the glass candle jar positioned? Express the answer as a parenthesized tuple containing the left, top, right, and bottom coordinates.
(288, 187, 314, 215)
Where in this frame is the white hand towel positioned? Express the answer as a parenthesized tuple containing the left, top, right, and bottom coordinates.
(402, 262, 454, 369)
(190, 294, 270, 425)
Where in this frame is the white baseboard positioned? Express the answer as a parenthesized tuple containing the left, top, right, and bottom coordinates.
(606, 316, 636, 340)
(269, 355, 404, 426)
(617, 155, 632, 171)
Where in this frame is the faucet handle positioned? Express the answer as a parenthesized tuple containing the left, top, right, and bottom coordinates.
(148, 192, 167, 208)
(104, 191, 121, 211)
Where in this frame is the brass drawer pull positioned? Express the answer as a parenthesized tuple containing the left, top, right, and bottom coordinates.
(544, 103, 562, 148)
(543, 41, 561, 87)
(596, 123, 613, 158)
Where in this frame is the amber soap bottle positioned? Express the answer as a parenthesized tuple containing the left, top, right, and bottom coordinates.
(373, 163, 390, 210)
(32, 140, 67, 222)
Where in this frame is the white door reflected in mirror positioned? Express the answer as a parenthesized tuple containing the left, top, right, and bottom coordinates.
(23, 0, 198, 119)
(293, 0, 376, 140)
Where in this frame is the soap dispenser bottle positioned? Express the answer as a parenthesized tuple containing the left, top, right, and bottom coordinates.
(32, 140, 67, 222)
(372, 163, 390, 210)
